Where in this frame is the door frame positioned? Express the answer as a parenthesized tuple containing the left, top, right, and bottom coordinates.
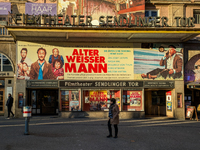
(0, 88, 5, 114)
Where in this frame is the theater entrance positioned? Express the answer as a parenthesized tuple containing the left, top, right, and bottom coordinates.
(27, 89, 58, 115)
(145, 90, 167, 116)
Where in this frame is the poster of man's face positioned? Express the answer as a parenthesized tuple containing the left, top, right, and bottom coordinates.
(21, 49, 27, 59)
(38, 49, 46, 61)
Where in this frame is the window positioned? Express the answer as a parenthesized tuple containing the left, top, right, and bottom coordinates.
(83, 89, 121, 111)
(145, 10, 158, 23)
(194, 9, 200, 24)
(123, 90, 143, 111)
(0, 17, 6, 21)
(0, 54, 13, 71)
(145, 10, 158, 17)
(61, 90, 81, 111)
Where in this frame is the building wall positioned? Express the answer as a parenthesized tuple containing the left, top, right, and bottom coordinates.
(0, 0, 197, 119)
(174, 80, 185, 119)
(186, 4, 200, 28)
(146, 2, 200, 27)
(14, 41, 185, 119)
(0, 40, 16, 116)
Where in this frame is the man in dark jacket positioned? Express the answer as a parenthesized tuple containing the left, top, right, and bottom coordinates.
(6, 93, 14, 119)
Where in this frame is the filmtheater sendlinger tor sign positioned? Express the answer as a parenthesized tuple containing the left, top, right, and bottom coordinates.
(13, 14, 195, 27)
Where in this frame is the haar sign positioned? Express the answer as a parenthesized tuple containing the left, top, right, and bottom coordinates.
(25, 3, 57, 15)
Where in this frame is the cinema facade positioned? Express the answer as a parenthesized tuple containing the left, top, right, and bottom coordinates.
(2, 0, 200, 119)
(5, 24, 197, 120)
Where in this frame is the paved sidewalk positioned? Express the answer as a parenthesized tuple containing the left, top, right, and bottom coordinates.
(0, 116, 199, 150)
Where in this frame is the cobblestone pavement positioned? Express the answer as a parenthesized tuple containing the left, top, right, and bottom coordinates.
(0, 116, 199, 150)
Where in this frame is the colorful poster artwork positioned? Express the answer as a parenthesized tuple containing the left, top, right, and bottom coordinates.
(135, 43, 183, 80)
(166, 91, 171, 101)
(69, 101, 80, 111)
(71, 91, 79, 101)
(17, 41, 133, 80)
(18, 41, 184, 81)
(61, 91, 69, 101)
(185, 50, 200, 82)
(85, 96, 89, 103)
(89, 91, 107, 101)
(186, 106, 194, 118)
(57, 0, 145, 25)
(129, 91, 141, 106)
(167, 102, 172, 111)
(61, 90, 69, 111)
(18, 93, 24, 108)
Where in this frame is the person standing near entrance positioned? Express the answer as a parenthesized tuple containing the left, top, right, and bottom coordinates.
(107, 98, 119, 138)
(6, 93, 14, 119)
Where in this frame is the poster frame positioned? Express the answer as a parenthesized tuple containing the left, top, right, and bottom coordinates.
(18, 92, 24, 108)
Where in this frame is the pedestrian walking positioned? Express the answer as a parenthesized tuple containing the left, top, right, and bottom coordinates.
(6, 93, 14, 119)
(107, 98, 119, 138)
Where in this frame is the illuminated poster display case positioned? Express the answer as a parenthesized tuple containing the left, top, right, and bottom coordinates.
(60, 90, 81, 111)
(82, 89, 121, 111)
(123, 90, 143, 111)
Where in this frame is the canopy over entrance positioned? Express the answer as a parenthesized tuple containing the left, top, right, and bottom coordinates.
(187, 82, 200, 90)
(6, 26, 200, 43)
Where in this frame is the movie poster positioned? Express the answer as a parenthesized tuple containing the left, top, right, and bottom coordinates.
(129, 91, 141, 106)
(17, 41, 184, 81)
(69, 101, 80, 111)
(89, 91, 107, 101)
(185, 50, 200, 83)
(17, 41, 133, 80)
(134, 43, 183, 80)
(167, 102, 172, 111)
(166, 91, 171, 101)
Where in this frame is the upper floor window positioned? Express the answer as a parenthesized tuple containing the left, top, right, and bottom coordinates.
(194, 9, 200, 24)
(0, 54, 13, 71)
(0, 17, 6, 21)
(145, 10, 158, 23)
(145, 10, 158, 17)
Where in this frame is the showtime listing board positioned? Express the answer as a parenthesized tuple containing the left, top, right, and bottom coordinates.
(17, 41, 134, 80)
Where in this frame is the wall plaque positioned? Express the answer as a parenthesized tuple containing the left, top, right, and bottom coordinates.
(144, 81, 174, 88)
(27, 80, 58, 88)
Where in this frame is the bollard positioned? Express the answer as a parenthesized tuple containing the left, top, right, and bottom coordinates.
(23, 106, 32, 135)
(24, 117, 29, 135)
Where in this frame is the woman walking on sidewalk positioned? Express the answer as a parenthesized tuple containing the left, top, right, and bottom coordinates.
(107, 98, 119, 138)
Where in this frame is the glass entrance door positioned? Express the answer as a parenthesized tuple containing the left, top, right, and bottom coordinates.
(0, 90, 4, 114)
(28, 89, 58, 115)
(38, 90, 58, 115)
